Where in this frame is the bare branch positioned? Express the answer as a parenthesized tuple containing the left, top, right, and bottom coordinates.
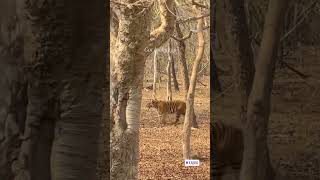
(197, 79, 207, 87)
(279, 60, 310, 79)
(191, 0, 208, 9)
(190, 25, 210, 32)
(111, 0, 153, 8)
(280, 0, 316, 42)
(147, 0, 176, 51)
(177, 13, 209, 24)
(171, 31, 193, 42)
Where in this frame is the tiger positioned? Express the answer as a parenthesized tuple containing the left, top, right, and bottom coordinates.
(146, 99, 186, 125)
(211, 121, 244, 180)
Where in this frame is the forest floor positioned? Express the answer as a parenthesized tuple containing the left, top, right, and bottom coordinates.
(214, 46, 320, 180)
(138, 76, 210, 180)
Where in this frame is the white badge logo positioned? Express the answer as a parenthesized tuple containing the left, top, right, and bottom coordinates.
(184, 159, 200, 166)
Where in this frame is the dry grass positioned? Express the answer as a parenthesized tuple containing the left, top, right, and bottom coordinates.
(138, 76, 210, 180)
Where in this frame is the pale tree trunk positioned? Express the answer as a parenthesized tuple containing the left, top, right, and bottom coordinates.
(111, 1, 175, 179)
(240, 1, 289, 180)
(167, 42, 173, 101)
(174, 23, 198, 128)
(183, 6, 205, 159)
(153, 50, 158, 99)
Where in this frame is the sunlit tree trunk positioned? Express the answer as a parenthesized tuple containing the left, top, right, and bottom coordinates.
(111, 1, 175, 179)
(183, 5, 205, 159)
(240, 1, 289, 180)
(167, 42, 173, 101)
(153, 50, 158, 99)
(175, 23, 198, 128)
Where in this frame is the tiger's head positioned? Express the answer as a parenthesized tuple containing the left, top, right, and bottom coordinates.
(146, 99, 158, 109)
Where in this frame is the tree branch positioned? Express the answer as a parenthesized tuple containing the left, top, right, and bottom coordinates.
(177, 13, 209, 24)
(191, 0, 208, 9)
(171, 31, 193, 42)
(279, 60, 310, 79)
(147, 0, 176, 51)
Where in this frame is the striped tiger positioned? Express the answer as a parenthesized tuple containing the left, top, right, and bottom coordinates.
(211, 121, 244, 180)
(146, 99, 186, 125)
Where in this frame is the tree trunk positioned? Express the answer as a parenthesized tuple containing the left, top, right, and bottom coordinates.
(211, 50, 222, 93)
(210, 2, 216, 178)
(111, 1, 175, 179)
(223, 0, 255, 130)
(225, 0, 255, 95)
(0, 1, 30, 179)
(167, 42, 173, 101)
(170, 40, 179, 92)
(110, 14, 148, 178)
(0, 39, 27, 180)
(171, 57, 180, 92)
(175, 23, 190, 99)
(222, 0, 255, 179)
(175, 23, 198, 128)
(153, 50, 158, 99)
(1, 1, 107, 180)
(183, 7, 205, 159)
(12, 1, 107, 180)
(240, 1, 289, 180)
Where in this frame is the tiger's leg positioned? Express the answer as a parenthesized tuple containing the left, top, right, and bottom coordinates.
(160, 113, 167, 124)
(157, 111, 162, 122)
(174, 113, 180, 125)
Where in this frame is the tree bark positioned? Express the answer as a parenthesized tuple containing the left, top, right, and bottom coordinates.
(13, 1, 107, 180)
(183, 6, 205, 159)
(171, 60, 179, 91)
(223, 0, 255, 131)
(1, 1, 107, 180)
(175, 23, 198, 128)
(175, 23, 190, 99)
(211, 50, 222, 93)
(170, 40, 179, 92)
(223, 0, 254, 94)
(153, 50, 158, 99)
(240, 1, 289, 180)
(0, 1, 29, 179)
(111, 1, 175, 179)
(167, 42, 173, 101)
(210, 1, 216, 176)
